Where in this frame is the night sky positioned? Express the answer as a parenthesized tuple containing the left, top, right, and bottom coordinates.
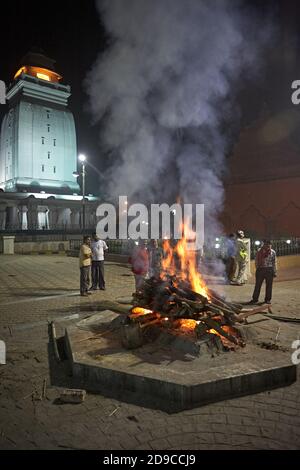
(1, 0, 300, 195)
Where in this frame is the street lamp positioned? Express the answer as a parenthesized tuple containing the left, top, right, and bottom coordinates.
(73, 154, 87, 231)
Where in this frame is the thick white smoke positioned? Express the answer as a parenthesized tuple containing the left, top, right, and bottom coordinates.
(86, 0, 271, 236)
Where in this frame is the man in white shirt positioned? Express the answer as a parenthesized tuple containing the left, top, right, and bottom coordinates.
(90, 233, 108, 290)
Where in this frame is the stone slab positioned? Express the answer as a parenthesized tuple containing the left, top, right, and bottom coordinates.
(65, 311, 297, 412)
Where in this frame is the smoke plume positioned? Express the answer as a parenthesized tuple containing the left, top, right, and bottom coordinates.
(86, 0, 271, 236)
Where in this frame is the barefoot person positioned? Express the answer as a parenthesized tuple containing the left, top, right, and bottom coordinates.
(79, 235, 92, 297)
(248, 240, 277, 305)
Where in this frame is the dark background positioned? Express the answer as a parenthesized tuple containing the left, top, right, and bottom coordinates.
(1, 0, 300, 195)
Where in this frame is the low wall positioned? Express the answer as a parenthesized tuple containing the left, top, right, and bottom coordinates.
(250, 254, 300, 273)
(14, 240, 70, 255)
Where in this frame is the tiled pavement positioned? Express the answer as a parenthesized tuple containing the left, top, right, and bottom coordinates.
(0, 254, 300, 450)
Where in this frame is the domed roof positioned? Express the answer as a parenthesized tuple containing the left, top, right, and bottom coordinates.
(19, 48, 57, 72)
(14, 48, 62, 83)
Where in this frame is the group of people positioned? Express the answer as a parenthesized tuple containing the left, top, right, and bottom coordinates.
(79, 236, 163, 297)
(224, 230, 249, 286)
(79, 234, 108, 296)
(224, 230, 277, 304)
(79, 232, 278, 305)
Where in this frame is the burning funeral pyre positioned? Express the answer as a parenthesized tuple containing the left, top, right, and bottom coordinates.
(123, 230, 270, 351)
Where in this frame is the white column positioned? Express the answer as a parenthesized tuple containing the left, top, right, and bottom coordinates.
(18, 205, 28, 230)
(70, 208, 80, 229)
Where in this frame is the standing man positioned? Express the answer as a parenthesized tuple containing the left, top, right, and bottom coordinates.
(225, 233, 237, 283)
(91, 233, 108, 290)
(232, 230, 248, 286)
(79, 235, 92, 297)
(248, 240, 277, 305)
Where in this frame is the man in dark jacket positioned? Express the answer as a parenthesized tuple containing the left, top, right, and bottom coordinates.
(225, 233, 237, 283)
(248, 240, 277, 305)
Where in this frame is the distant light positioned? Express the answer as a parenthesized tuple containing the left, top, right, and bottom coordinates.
(286, 239, 291, 244)
(79, 154, 86, 162)
(215, 243, 220, 249)
(135, 241, 139, 245)
(215, 237, 220, 242)
(255, 240, 261, 246)
(124, 201, 128, 205)
(163, 236, 168, 240)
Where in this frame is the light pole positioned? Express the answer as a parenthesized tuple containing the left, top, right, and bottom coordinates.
(73, 154, 87, 232)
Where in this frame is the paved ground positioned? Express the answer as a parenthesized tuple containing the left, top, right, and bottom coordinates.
(0, 254, 300, 450)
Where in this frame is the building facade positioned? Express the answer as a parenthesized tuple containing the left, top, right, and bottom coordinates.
(222, 109, 300, 238)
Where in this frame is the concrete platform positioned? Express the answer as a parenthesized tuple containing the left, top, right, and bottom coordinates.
(64, 310, 297, 412)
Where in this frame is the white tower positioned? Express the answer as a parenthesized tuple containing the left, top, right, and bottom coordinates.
(0, 50, 80, 194)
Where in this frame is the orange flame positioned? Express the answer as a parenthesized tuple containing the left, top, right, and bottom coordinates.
(161, 223, 208, 298)
(161, 239, 176, 276)
(208, 326, 240, 349)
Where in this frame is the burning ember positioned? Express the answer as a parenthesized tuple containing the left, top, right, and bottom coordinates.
(125, 225, 254, 351)
(131, 307, 153, 316)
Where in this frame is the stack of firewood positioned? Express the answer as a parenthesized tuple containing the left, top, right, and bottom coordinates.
(130, 276, 270, 347)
